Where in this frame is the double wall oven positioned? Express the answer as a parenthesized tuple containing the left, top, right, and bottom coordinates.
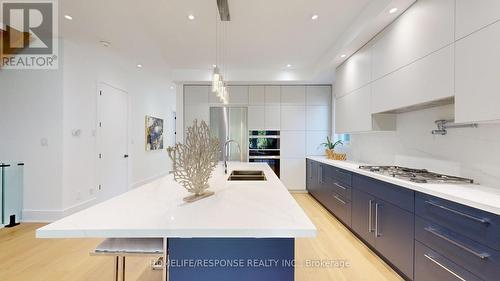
(248, 131, 280, 177)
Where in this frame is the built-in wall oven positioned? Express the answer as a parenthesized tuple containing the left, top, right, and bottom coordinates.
(248, 131, 280, 177)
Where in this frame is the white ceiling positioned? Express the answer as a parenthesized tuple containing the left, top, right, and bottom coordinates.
(59, 0, 411, 83)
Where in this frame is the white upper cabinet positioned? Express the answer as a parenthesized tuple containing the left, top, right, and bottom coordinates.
(281, 131, 306, 158)
(265, 105, 281, 130)
(455, 21, 500, 123)
(265, 86, 281, 104)
(184, 85, 210, 130)
(371, 45, 454, 113)
(281, 106, 306, 131)
(306, 106, 330, 131)
(456, 0, 500, 40)
(248, 86, 265, 105)
(281, 86, 306, 105)
(335, 85, 373, 133)
(335, 85, 396, 134)
(335, 43, 372, 97)
(226, 86, 249, 104)
(306, 85, 331, 105)
(248, 106, 265, 130)
(371, 0, 455, 80)
(184, 85, 209, 104)
(209, 86, 249, 105)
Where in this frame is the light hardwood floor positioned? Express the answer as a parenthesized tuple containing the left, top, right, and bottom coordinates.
(0, 194, 402, 281)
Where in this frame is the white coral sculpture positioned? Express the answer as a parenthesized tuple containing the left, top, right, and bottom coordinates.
(167, 120, 220, 201)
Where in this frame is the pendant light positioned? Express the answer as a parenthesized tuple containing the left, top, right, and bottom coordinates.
(211, 2, 229, 103)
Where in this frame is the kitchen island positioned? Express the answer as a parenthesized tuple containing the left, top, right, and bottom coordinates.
(37, 162, 316, 280)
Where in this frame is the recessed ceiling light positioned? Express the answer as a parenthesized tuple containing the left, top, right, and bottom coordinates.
(64, 15, 73, 20)
(170, 86, 175, 90)
(188, 14, 195, 20)
(136, 64, 143, 68)
(286, 64, 292, 68)
(389, 8, 398, 14)
(340, 54, 347, 58)
(311, 14, 319, 20)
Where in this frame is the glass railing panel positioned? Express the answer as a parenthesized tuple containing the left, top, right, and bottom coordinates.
(2, 162, 23, 226)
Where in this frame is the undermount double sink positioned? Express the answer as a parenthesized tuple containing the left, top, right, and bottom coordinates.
(227, 170, 267, 181)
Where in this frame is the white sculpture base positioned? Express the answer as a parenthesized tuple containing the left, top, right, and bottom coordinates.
(183, 191, 215, 203)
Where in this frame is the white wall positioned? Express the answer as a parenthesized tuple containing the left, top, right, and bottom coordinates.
(0, 61, 64, 217)
(0, 38, 176, 221)
(345, 104, 500, 188)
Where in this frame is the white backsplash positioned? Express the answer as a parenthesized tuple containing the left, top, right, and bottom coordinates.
(345, 104, 500, 188)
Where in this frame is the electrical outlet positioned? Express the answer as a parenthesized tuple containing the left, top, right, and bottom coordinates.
(89, 188, 95, 195)
(76, 191, 82, 201)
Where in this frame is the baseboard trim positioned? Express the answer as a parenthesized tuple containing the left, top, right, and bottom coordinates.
(22, 198, 97, 223)
(21, 172, 171, 223)
(132, 171, 170, 188)
(289, 190, 309, 194)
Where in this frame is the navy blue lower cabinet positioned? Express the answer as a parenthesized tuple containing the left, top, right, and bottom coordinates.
(352, 188, 377, 246)
(167, 238, 295, 281)
(324, 191, 352, 226)
(415, 216, 500, 281)
(374, 200, 414, 279)
(416, 192, 500, 252)
(306, 159, 318, 197)
(415, 240, 482, 281)
(352, 188, 414, 279)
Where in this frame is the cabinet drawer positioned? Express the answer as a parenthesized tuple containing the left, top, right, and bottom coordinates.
(353, 175, 414, 213)
(416, 217, 500, 281)
(323, 191, 351, 227)
(415, 240, 482, 281)
(416, 193, 500, 251)
(330, 167, 352, 187)
(327, 180, 351, 201)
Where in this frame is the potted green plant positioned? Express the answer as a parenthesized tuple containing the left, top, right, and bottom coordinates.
(320, 137, 343, 159)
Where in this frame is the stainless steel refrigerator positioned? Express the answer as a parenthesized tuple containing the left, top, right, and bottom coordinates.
(209, 107, 248, 162)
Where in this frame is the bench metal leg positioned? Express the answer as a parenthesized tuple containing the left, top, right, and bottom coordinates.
(163, 238, 168, 281)
(114, 256, 126, 281)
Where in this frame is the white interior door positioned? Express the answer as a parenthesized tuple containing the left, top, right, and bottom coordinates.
(97, 82, 129, 202)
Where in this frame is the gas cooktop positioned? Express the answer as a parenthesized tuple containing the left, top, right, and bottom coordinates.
(358, 166, 474, 184)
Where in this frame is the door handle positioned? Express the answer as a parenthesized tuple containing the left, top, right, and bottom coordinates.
(425, 200, 489, 225)
(425, 227, 490, 259)
(375, 203, 381, 237)
(333, 195, 347, 205)
(124, 154, 129, 158)
(424, 254, 466, 281)
(368, 200, 374, 233)
(334, 182, 347, 190)
(318, 165, 323, 184)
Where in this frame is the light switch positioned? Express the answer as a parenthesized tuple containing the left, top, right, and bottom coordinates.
(40, 138, 49, 147)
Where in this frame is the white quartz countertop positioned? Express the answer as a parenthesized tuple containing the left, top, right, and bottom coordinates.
(37, 162, 317, 239)
(308, 156, 500, 216)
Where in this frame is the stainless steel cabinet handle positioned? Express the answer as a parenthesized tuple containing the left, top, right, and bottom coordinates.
(424, 254, 466, 281)
(333, 195, 347, 205)
(375, 203, 381, 237)
(425, 200, 490, 225)
(425, 227, 490, 260)
(368, 200, 374, 233)
(334, 182, 347, 190)
(318, 165, 323, 184)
